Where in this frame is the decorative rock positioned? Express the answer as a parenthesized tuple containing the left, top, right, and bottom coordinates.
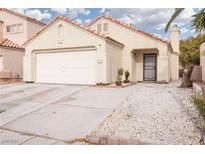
(91, 81, 202, 144)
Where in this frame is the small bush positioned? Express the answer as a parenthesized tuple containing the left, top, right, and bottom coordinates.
(117, 68, 124, 81)
(124, 70, 130, 81)
(192, 96, 205, 120)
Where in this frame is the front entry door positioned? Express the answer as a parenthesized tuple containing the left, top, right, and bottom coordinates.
(143, 54, 157, 81)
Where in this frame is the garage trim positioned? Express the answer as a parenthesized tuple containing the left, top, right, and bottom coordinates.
(32, 45, 97, 54)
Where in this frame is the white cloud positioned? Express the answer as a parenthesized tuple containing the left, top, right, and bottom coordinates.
(51, 8, 68, 15)
(155, 23, 166, 30)
(100, 8, 106, 14)
(51, 8, 90, 19)
(181, 28, 189, 34)
(25, 9, 52, 20)
(108, 8, 196, 29)
(10, 8, 52, 21)
(10, 8, 28, 14)
(181, 28, 195, 35)
(119, 15, 134, 25)
(67, 9, 90, 18)
(84, 19, 91, 23)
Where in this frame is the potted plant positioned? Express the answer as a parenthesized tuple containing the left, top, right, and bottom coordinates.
(124, 70, 130, 83)
(116, 68, 124, 86)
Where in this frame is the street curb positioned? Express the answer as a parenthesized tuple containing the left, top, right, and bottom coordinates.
(85, 135, 150, 145)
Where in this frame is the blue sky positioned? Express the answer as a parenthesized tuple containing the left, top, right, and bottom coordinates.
(11, 8, 199, 40)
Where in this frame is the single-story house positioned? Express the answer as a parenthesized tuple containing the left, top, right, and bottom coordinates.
(23, 16, 180, 85)
(200, 41, 205, 82)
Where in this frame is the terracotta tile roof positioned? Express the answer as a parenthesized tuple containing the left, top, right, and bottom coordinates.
(0, 8, 46, 26)
(23, 16, 124, 47)
(0, 38, 24, 49)
(87, 15, 170, 44)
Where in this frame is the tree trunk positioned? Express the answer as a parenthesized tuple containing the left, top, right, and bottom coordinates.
(180, 65, 194, 88)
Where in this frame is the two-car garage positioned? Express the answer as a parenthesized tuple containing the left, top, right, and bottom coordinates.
(35, 50, 97, 85)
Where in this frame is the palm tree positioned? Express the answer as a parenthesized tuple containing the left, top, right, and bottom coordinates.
(165, 8, 185, 32)
(165, 8, 205, 87)
(165, 8, 205, 34)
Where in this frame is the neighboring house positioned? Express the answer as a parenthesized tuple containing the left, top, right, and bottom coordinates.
(200, 41, 205, 82)
(0, 8, 45, 79)
(23, 16, 180, 85)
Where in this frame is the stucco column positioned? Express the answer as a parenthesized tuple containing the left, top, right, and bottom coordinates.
(121, 51, 135, 81)
(157, 55, 170, 82)
(200, 42, 205, 82)
(96, 43, 108, 84)
(170, 24, 180, 81)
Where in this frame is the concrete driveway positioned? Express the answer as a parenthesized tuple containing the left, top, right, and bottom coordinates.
(0, 83, 134, 144)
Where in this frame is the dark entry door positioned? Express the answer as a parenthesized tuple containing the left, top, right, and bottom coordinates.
(143, 54, 157, 81)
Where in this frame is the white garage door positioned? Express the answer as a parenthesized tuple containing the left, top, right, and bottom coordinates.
(35, 50, 96, 85)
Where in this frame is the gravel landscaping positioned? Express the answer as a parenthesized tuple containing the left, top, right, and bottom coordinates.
(91, 81, 202, 144)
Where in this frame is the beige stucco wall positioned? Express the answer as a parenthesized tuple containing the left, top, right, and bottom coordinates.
(200, 42, 205, 82)
(0, 10, 44, 45)
(0, 47, 24, 78)
(89, 18, 171, 82)
(24, 18, 119, 84)
(26, 20, 44, 41)
(106, 41, 123, 83)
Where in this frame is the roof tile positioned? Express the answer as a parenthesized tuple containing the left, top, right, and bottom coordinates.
(0, 38, 24, 49)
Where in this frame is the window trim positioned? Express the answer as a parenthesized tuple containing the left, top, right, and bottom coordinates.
(57, 24, 64, 43)
(97, 23, 102, 33)
(103, 23, 108, 32)
(5, 23, 24, 34)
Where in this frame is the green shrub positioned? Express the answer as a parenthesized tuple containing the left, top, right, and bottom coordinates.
(117, 68, 124, 81)
(192, 96, 205, 120)
(125, 70, 130, 81)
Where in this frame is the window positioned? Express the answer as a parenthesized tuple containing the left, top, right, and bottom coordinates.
(17, 24, 23, 32)
(6, 25, 11, 33)
(6, 24, 23, 33)
(103, 23, 108, 32)
(97, 23, 108, 32)
(58, 24, 63, 40)
(12, 25, 17, 32)
(97, 23, 102, 32)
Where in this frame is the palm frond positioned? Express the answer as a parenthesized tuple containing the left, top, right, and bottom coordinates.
(192, 8, 205, 33)
(165, 8, 185, 33)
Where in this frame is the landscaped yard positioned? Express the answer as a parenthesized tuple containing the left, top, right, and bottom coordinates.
(91, 81, 202, 144)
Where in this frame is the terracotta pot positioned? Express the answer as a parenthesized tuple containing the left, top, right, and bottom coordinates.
(115, 81, 122, 86)
(124, 80, 129, 83)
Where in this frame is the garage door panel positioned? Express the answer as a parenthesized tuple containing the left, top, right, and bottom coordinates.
(35, 50, 96, 84)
